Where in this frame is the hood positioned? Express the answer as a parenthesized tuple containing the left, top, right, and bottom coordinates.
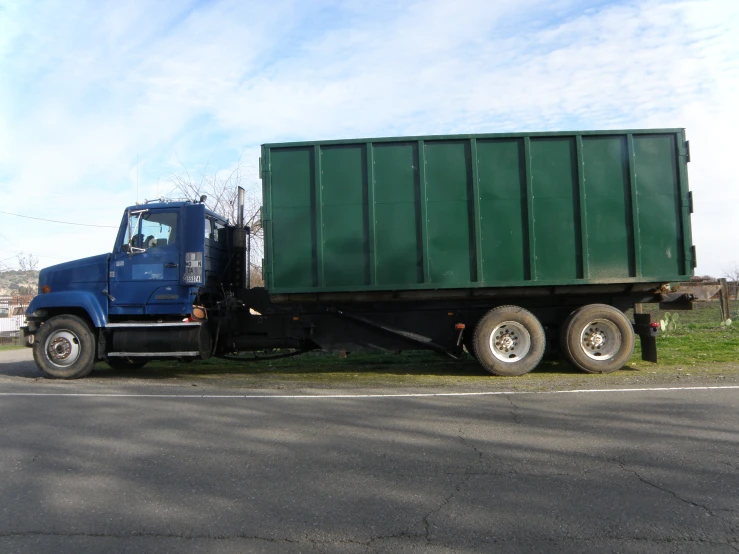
(39, 253, 110, 293)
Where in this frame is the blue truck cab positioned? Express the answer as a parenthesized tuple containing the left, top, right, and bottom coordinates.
(24, 199, 231, 378)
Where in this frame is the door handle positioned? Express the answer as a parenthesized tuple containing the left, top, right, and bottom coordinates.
(165, 262, 178, 268)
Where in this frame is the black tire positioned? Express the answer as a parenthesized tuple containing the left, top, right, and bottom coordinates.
(561, 304, 635, 374)
(106, 357, 148, 370)
(473, 305, 546, 376)
(33, 315, 96, 379)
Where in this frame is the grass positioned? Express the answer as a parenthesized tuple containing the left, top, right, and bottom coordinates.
(627, 300, 739, 368)
(88, 300, 739, 386)
(0, 343, 25, 351)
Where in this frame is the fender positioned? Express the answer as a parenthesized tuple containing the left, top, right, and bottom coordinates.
(26, 291, 108, 328)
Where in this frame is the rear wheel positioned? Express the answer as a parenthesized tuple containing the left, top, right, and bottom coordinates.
(33, 315, 96, 379)
(561, 304, 635, 374)
(473, 306, 545, 376)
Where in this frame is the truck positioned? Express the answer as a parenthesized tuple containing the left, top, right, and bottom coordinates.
(0, 303, 27, 339)
(23, 128, 695, 379)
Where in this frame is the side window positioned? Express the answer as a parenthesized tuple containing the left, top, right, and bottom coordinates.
(125, 210, 178, 250)
(205, 218, 225, 243)
(141, 212, 177, 248)
(214, 220, 225, 242)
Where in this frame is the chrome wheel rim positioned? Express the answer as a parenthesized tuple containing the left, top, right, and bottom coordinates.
(44, 329, 81, 367)
(579, 319, 621, 361)
(489, 321, 531, 363)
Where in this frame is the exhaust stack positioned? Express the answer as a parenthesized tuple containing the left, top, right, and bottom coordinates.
(231, 187, 248, 290)
(237, 187, 245, 227)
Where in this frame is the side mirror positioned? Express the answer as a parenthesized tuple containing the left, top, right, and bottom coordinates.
(122, 242, 145, 254)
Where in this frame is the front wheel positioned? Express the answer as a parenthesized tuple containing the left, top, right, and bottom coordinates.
(33, 315, 96, 379)
(473, 305, 546, 376)
(560, 304, 635, 374)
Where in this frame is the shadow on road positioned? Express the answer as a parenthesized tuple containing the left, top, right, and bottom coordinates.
(0, 383, 737, 551)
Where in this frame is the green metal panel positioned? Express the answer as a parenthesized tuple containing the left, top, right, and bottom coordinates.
(633, 135, 683, 277)
(575, 136, 589, 279)
(469, 139, 484, 283)
(627, 135, 643, 277)
(373, 142, 423, 286)
(417, 141, 430, 283)
(270, 147, 316, 289)
(313, 145, 324, 287)
(262, 128, 693, 294)
(529, 137, 582, 281)
(523, 138, 536, 280)
(365, 142, 378, 285)
(424, 141, 474, 285)
(320, 144, 369, 287)
(581, 136, 634, 279)
(476, 139, 528, 282)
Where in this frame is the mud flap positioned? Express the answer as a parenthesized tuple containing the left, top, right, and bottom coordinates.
(633, 313, 658, 363)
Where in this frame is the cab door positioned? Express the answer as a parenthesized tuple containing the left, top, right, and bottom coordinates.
(109, 208, 189, 315)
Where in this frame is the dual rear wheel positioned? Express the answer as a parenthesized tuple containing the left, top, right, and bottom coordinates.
(472, 304, 635, 376)
(560, 304, 635, 374)
(472, 305, 545, 376)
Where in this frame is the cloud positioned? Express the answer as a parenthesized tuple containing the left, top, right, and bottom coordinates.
(0, 0, 737, 275)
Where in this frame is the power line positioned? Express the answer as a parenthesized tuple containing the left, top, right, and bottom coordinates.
(0, 249, 72, 260)
(0, 210, 117, 228)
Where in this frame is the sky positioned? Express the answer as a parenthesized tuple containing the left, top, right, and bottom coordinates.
(0, 0, 737, 278)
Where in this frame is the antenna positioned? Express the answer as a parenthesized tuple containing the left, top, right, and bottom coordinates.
(136, 153, 139, 202)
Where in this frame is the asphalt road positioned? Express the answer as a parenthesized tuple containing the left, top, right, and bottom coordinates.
(1, 350, 738, 553)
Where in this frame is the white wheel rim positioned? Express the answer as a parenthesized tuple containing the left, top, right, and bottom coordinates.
(579, 319, 621, 361)
(44, 329, 81, 367)
(489, 321, 531, 363)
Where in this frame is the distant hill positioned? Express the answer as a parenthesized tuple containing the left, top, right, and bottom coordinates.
(0, 270, 39, 296)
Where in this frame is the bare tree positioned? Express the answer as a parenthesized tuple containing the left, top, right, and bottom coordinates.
(169, 157, 264, 280)
(723, 262, 739, 300)
(17, 253, 39, 272)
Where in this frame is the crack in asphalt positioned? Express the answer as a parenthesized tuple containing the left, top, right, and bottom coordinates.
(458, 434, 483, 461)
(421, 473, 472, 543)
(416, 431, 484, 543)
(616, 459, 739, 534)
(505, 394, 521, 424)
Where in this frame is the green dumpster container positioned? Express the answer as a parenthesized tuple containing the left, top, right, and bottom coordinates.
(261, 129, 694, 294)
